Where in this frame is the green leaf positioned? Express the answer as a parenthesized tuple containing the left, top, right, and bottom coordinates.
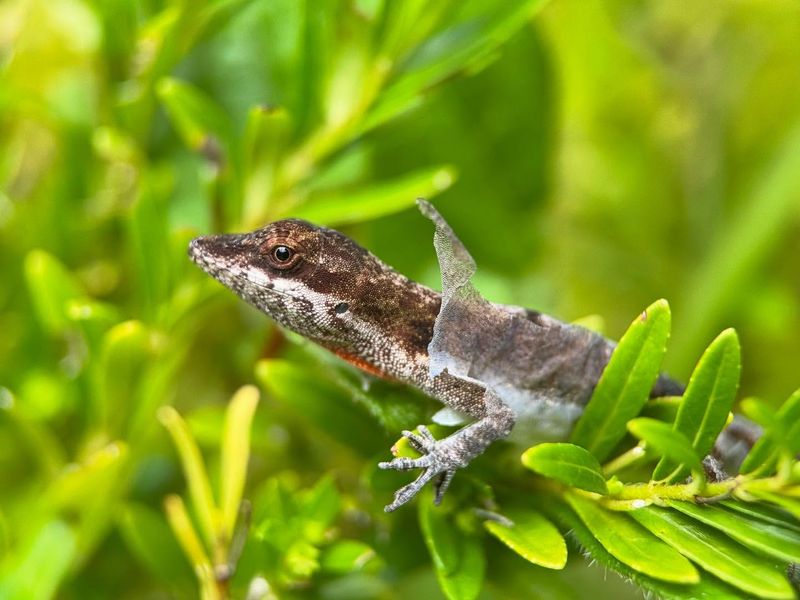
(365, 0, 546, 132)
(0, 520, 76, 600)
(566, 492, 699, 584)
(157, 77, 233, 153)
(543, 497, 743, 599)
(741, 389, 800, 475)
(290, 165, 456, 227)
(483, 508, 567, 569)
(627, 418, 704, 482)
(24, 250, 85, 334)
(571, 299, 672, 461)
(746, 491, 800, 521)
(653, 329, 740, 481)
(255, 359, 386, 456)
(320, 540, 378, 574)
(630, 506, 794, 599)
(720, 500, 800, 534)
(220, 385, 260, 539)
(666, 501, 800, 564)
(521, 443, 607, 494)
(97, 320, 156, 432)
(418, 499, 485, 600)
(159, 406, 218, 550)
(117, 503, 195, 587)
(241, 105, 291, 226)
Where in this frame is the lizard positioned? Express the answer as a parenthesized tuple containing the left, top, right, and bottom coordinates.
(188, 200, 692, 512)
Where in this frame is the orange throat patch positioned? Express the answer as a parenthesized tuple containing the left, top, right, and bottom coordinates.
(333, 349, 393, 381)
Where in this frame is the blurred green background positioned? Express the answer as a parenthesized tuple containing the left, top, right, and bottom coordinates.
(1, 0, 799, 598)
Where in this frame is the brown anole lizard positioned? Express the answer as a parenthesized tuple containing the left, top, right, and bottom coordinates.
(189, 200, 687, 511)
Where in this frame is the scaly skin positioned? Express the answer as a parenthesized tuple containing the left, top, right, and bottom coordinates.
(189, 201, 684, 511)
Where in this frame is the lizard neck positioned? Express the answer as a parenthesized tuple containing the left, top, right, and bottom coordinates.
(322, 277, 441, 384)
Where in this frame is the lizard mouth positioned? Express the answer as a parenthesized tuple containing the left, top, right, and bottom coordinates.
(188, 234, 296, 301)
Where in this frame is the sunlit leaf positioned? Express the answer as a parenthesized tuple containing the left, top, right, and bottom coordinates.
(631, 506, 794, 599)
(290, 165, 456, 226)
(24, 250, 85, 334)
(653, 329, 740, 481)
(0, 520, 76, 600)
(521, 443, 607, 494)
(483, 508, 567, 569)
(220, 385, 260, 539)
(159, 406, 218, 549)
(666, 501, 800, 564)
(627, 418, 704, 482)
(571, 299, 671, 461)
(566, 492, 698, 584)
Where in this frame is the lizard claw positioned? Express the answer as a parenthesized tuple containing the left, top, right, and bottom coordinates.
(400, 425, 437, 454)
(379, 426, 465, 511)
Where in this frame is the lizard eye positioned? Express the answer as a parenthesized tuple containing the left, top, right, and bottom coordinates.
(268, 245, 297, 268)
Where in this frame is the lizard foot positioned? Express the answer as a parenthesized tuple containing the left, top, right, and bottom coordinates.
(378, 425, 463, 512)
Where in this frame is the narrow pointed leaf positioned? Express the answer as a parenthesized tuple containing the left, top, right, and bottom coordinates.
(666, 501, 800, 563)
(566, 492, 698, 584)
(0, 520, 76, 600)
(631, 506, 794, 599)
(544, 498, 744, 599)
(157, 77, 233, 152)
(628, 417, 704, 481)
(483, 508, 567, 569)
(220, 385, 259, 539)
(746, 491, 800, 520)
(365, 0, 546, 132)
(571, 299, 672, 461)
(521, 443, 607, 494)
(159, 406, 218, 549)
(290, 165, 456, 227)
(654, 329, 740, 481)
(720, 500, 800, 534)
(24, 250, 85, 334)
(741, 389, 800, 475)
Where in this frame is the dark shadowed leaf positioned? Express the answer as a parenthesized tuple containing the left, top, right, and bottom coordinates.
(521, 443, 607, 494)
(571, 299, 671, 461)
(740, 389, 800, 475)
(255, 359, 386, 456)
(419, 498, 485, 600)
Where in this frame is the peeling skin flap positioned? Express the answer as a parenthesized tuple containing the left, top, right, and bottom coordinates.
(432, 406, 470, 426)
(417, 199, 511, 380)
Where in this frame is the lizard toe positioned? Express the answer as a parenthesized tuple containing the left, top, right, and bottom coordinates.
(378, 455, 432, 471)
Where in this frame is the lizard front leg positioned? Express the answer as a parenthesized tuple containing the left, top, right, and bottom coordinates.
(379, 387, 514, 512)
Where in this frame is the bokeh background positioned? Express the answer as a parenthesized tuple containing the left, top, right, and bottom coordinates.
(1, 0, 799, 598)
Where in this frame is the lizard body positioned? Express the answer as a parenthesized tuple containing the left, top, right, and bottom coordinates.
(189, 200, 682, 511)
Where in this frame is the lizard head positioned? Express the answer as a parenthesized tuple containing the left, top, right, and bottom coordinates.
(188, 219, 438, 355)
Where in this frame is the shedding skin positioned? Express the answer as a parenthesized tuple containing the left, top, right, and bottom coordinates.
(189, 201, 707, 512)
